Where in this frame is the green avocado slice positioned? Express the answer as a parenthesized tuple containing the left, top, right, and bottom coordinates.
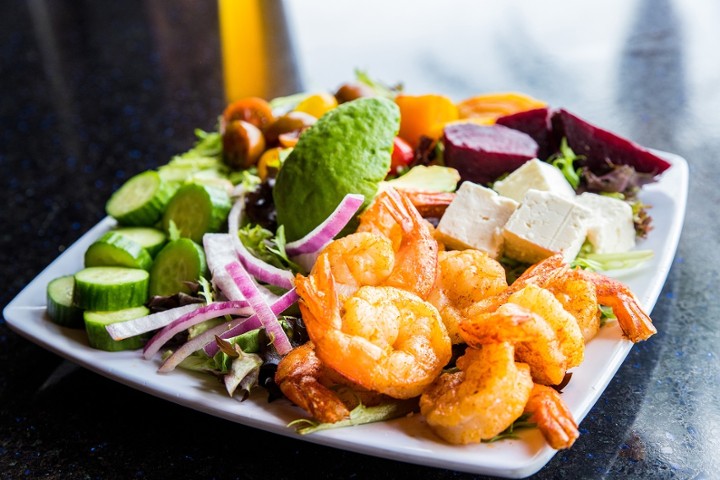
(273, 97, 400, 241)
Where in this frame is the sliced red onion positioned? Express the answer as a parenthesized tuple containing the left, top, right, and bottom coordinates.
(204, 288, 299, 357)
(228, 197, 295, 289)
(285, 193, 364, 256)
(225, 261, 293, 355)
(143, 301, 253, 360)
(105, 303, 204, 341)
(158, 315, 262, 373)
(203, 233, 246, 301)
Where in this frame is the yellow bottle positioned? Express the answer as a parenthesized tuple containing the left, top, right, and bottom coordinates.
(218, 0, 302, 103)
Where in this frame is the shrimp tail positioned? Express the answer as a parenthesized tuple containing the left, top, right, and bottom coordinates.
(377, 188, 438, 298)
(524, 384, 579, 450)
(579, 270, 656, 343)
(295, 255, 340, 336)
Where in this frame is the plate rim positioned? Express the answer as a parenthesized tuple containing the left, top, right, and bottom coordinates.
(3, 150, 689, 478)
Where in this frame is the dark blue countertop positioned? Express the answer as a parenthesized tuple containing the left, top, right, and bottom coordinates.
(2, 1, 719, 478)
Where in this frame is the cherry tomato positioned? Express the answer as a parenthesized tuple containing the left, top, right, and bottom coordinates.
(389, 136, 414, 175)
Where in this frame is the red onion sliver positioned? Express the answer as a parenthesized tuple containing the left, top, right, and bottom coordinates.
(285, 193, 364, 256)
(228, 197, 295, 289)
(143, 301, 253, 360)
(204, 288, 299, 357)
(225, 261, 293, 355)
(158, 315, 262, 373)
(203, 233, 247, 301)
(105, 303, 205, 340)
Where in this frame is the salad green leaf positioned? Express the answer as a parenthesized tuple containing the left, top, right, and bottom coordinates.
(549, 137, 583, 189)
(289, 399, 417, 435)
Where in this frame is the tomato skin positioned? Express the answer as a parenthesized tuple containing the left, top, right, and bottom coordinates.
(390, 136, 414, 174)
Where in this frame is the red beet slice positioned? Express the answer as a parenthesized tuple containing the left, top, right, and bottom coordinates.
(443, 123, 538, 185)
(496, 107, 558, 161)
(555, 109, 671, 175)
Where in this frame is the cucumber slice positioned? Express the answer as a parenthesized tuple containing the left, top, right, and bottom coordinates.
(74, 266, 149, 311)
(162, 183, 231, 243)
(106, 170, 175, 226)
(46, 275, 84, 328)
(112, 227, 167, 257)
(84, 306, 150, 351)
(149, 238, 207, 297)
(84, 232, 153, 271)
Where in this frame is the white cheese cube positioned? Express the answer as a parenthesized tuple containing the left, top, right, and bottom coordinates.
(575, 192, 636, 253)
(493, 158, 576, 202)
(436, 182, 519, 259)
(503, 189, 591, 263)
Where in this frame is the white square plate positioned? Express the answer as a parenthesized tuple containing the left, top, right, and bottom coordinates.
(3, 152, 688, 478)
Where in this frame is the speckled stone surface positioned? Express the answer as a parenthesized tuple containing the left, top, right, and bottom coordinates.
(2, 1, 719, 479)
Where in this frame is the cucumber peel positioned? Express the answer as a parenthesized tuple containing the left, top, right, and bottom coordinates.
(46, 275, 84, 328)
(162, 183, 231, 243)
(149, 238, 207, 297)
(111, 227, 168, 257)
(84, 306, 150, 351)
(106, 170, 175, 226)
(84, 232, 153, 271)
(73, 266, 149, 311)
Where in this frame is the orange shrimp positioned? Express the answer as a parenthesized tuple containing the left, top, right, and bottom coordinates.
(275, 342, 388, 424)
(460, 302, 568, 386)
(524, 384, 579, 450)
(295, 254, 452, 399)
(274, 342, 351, 423)
(577, 269, 657, 342)
(427, 249, 508, 343)
(314, 231, 396, 303)
(357, 187, 439, 299)
(543, 268, 601, 342)
(419, 343, 533, 444)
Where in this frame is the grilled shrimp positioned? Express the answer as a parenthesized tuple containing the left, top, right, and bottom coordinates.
(295, 254, 452, 399)
(543, 268, 601, 342)
(577, 269, 657, 342)
(316, 231, 396, 302)
(419, 343, 533, 444)
(275, 342, 351, 423)
(504, 285, 585, 369)
(524, 383, 579, 450)
(427, 249, 508, 344)
(275, 342, 388, 423)
(357, 187, 439, 299)
(460, 302, 567, 386)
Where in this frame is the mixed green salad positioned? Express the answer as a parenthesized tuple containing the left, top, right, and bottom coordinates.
(44, 72, 671, 434)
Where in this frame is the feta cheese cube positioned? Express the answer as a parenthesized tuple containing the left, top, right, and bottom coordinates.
(436, 182, 519, 259)
(493, 158, 576, 202)
(575, 192, 636, 253)
(503, 189, 591, 263)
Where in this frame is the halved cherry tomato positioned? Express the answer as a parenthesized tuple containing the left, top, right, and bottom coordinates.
(389, 136, 414, 175)
(294, 92, 338, 119)
(222, 97, 275, 131)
